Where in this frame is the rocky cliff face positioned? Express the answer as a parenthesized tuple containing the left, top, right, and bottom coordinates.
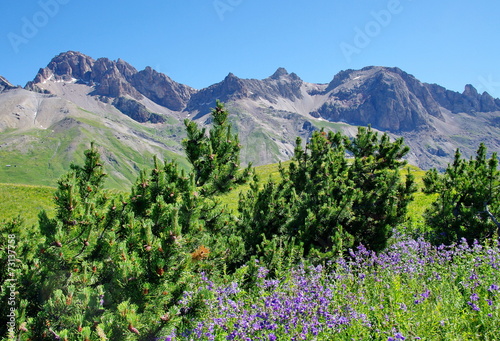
(425, 83, 500, 114)
(112, 97, 166, 124)
(186, 68, 313, 120)
(132, 67, 196, 111)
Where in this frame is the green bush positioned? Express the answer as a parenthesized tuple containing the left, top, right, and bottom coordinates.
(423, 144, 500, 244)
(238, 127, 416, 263)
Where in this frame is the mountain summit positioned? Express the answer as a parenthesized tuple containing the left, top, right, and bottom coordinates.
(25, 51, 500, 132)
(26, 51, 196, 112)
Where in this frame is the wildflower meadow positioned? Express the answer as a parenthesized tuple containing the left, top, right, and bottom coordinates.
(173, 235, 500, 340)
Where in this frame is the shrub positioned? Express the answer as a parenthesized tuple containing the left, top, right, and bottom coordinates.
(238, 127, 416, 262)
(423, 144, 500, 244)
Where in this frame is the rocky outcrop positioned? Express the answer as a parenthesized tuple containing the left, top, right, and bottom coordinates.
(186, 68, 304, 116)
(131, 67, 195, 111)
(0, 76, 17, 93)
(260, 68, 304, 102)
(112, 97, 165, 123)
(424, 83, 500, 114)
(25, 51, 194, 111)
(185, 73, 249, 116)
(90, 57, 142, 99)
(32, 51, 95, 83)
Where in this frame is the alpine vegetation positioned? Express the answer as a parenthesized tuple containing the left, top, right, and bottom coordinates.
(0, 101, 498, 340)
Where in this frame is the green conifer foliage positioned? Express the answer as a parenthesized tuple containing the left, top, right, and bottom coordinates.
(344, 127, 416, 251)
(1, 100, 257, 339)
(423, 144, 500, 244)
(21, 144, 216, 339)
(182, 100, 252, 195)
(239, 127, 416, 257)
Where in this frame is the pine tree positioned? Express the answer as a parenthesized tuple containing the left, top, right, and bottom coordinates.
(30, 144, 209, 339)
(344, 127, 416, 250)
(238, 127, 416, 259)
(182, 100, 253, 195)
(32, 143, 121, 339)
(2, 103, 254, 339)
(423, 144, 500, 244)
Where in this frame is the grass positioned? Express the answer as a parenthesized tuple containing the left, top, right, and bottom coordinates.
(0, 183, 55, 227)
(312, 119, 353, 131)
(405, 165, 439, 232)
(217, 161, 289, 212)
(0, 116, 190, 189)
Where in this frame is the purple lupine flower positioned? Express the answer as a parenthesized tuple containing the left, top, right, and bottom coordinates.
(488, 284, 499, 292)
(467, 301, 480, 311)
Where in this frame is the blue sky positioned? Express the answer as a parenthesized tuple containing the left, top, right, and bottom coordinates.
(1, 0, 499, 98)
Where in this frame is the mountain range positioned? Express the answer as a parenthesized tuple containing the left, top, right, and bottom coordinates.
(1, 51, 499, 187)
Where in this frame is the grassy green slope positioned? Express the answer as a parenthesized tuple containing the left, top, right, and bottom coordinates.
(405, 166, 439, 232)
(0, 113, 189, 189)
(0, 183, 56, 227)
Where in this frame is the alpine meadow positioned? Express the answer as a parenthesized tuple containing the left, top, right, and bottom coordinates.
(3, 0, 500, 338)
(1, 100, 499, 340)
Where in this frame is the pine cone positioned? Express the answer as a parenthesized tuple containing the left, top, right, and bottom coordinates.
(128, 324, 140, 335)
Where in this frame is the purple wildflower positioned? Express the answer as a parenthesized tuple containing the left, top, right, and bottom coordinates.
(467, 301, 480, 311)
(488, 284, 499, 292)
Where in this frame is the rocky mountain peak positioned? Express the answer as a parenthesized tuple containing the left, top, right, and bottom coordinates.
(223, 72, 243, 84)
(220, 73, 246, 94)
(0, 76, 17, 93)
(270, 67, 289, 79)
(24, 51, 196, 111)
(316, 66, 445, 132)
(115, 58, 138, 79)
(37, 51, 95, 83)
(463, 84, 479, 97)
(268, 67, 302, 82)
(425, 83, 500, 114)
